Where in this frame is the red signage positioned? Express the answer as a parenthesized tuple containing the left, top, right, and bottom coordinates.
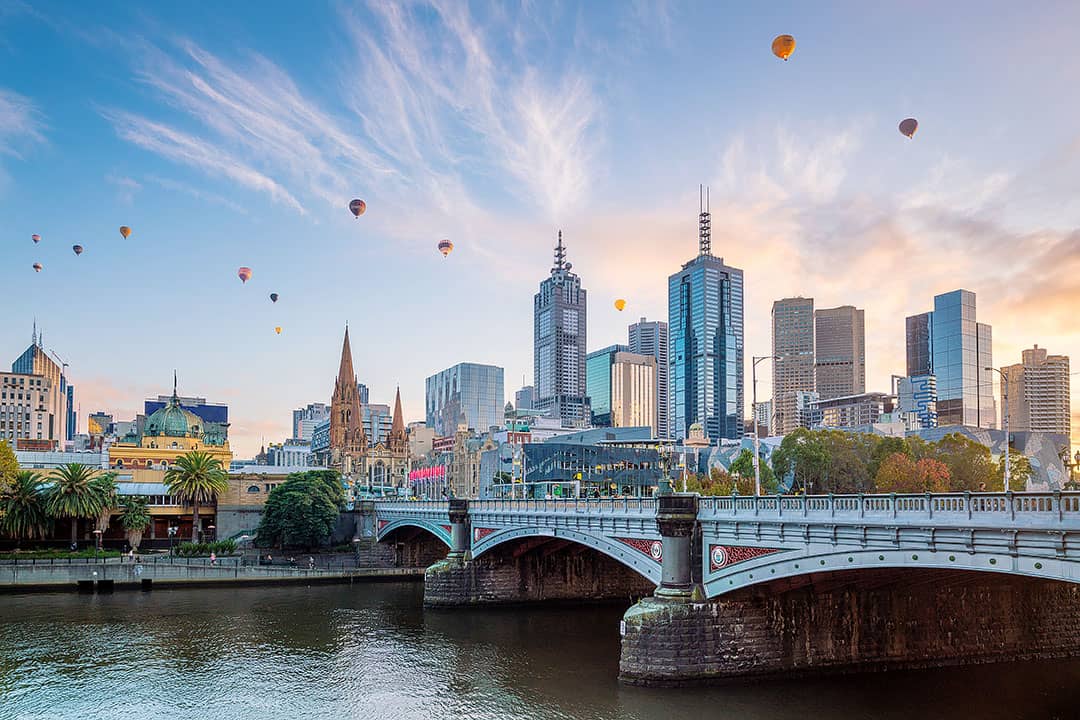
(408, 465, 447, 482)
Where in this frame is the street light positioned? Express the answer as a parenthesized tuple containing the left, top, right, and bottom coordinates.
(752, 356, 780, 496)
(986, 366, 1011, 492)
(92, 529, 103, 554)
(207, 524, 216, 542)
(167, 525, 178, 555)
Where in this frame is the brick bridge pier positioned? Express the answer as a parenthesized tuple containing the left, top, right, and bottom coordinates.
(373, 492, 1080, 685)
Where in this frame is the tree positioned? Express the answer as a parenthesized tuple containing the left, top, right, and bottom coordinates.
(916, 458, 951, 493)
(0, 470, 50, 544)
(256, 471, 340, 549)
(874, 453, 951, 493)
(868, 435, 909, 479)
(771, 428, 829, 493)
(935, 433, 996, 491)
(728, 449, 777, 492)
(92, 473, 118, 535)
(164, 451, 229, 542)
(46, 463, 111, 547)
(819, 430, 871, 493)
(0, 440, 18, 495)
(119, 496, 152, 551)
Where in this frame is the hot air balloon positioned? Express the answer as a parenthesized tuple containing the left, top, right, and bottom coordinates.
(32, 262, 42, 272)
(270, 293, 279, 303)
(31, 234, 40, 244)
(614, 299, 626, 311)
(72, 245, 83, 256)
(349, 199, 366, 218)
(438, 239, 453, 257)
(898, 118, 918, 139)
(119, 226, 132, 239)
(772, 34, 796, 61)
(237, 266, 252, 284)
(275, 326, 282, 335)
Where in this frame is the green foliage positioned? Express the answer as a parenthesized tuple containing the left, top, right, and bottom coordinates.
(119, 496, 151, 531)
(165, 451, 229, 542)
(0, 549, 121, 560)
(46, 463, 112, 545)
(256, 471, 341, 549)
(174, 540, 237, 557)
(1000, 455, 1033, 491)
(0, 440, 18, 494)
(0, 471, 50, 542)
(771, 428, 830, 493)
(935, 433, 997, 491)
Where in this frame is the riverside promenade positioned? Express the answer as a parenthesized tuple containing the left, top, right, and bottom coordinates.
(0, 555, 423, 592)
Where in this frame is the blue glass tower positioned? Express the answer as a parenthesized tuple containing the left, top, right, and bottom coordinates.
(667, 189, 744, 442)
(586, 344, 629, 427)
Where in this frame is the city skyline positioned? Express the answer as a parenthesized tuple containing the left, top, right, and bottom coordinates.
(3, 2, 1079, 455)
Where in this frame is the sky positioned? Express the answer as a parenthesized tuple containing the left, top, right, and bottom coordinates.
(2, 0, 1079, 458)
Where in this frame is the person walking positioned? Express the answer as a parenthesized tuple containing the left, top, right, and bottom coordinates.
(210, 551, 217, 566)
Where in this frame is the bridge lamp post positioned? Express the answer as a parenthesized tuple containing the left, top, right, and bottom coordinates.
(986, 366, 1010, 492)
(752, 356, 779, 496)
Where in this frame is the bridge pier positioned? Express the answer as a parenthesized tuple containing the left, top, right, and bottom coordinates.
(620, 568, 1080, 685)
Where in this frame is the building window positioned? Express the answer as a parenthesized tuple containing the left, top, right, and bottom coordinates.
(247, 485, 260, 493)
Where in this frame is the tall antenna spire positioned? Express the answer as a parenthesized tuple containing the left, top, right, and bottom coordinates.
(32, 319, 37, 347)
(172, 370, 178, 400)
(698, 184, 711, 256)
(553, 230, 566, 271)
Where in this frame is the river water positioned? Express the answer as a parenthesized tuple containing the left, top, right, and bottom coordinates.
(0, 583, 1077, 720)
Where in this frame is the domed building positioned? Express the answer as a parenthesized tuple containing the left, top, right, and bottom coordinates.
(109, 378, 232, 472)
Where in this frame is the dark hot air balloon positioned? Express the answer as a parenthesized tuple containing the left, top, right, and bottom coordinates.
(31, 234, 41, 244)
(119, 226, 132, 239)
(270, 293, 279, 303)
(899, 118, 918, 139)
(772, 34, 796, 61)
(33, 262, 42, 272)
(438, 239, 453, 257)
(349, 199, 366, 218)
(72, 245, 83, 256)
(238, 267, 252, 284)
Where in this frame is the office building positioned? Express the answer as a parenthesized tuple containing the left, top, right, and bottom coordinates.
(772, 297, 816, 435)
(534, 231, 590, 426)
(668, 190, 744, 442)
(814, 305, 865, 400)
(753, 399, 772, 436)
(586, 345, 629, 426)
(426, 362, 505, 436)
(1002, 345, 1071, 435)
(906, 289, 995, 428)
(292, 402, 330, 442)
(514, 386, 536, 412)
(363, 403, 392, 445)
(611, 351, 657, 433)
(10, 327, 68, 446)
(0, 372, 57, 448)
(898, 375, 938, 430)
(812, 392, 895, 429)
(628, 317, 670, 438)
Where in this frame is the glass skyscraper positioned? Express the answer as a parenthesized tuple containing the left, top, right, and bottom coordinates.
(904, 289, 994, 428)
(585, 345, 629, 426)
(667, 194, 744, 442)
(425, 362, 505, 436)
(534, 232, 589, 426)
(628, 318, 670, 439)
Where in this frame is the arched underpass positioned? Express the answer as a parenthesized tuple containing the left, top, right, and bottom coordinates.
(621, 567, 1080, 685)
(375, 525, 449, 570)
(425, 534, 657, 607)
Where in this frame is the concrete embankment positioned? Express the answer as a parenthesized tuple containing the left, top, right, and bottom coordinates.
(0, 558, 424, 593)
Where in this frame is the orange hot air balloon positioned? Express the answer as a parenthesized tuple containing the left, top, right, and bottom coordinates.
(437, 239, 453, 257)
(31, 234, 41, 244)
(349, 199, 366, 218)
(614, 298, 627, 311)
(772, 34, 796, 61)
(72, 245, 84, 256)
(899, 118, 919, 139)
(237, 266, 252, 284)
(275, 326, 282, 335)
(119, 226, 132, 239)
(33, 262, 42, 272)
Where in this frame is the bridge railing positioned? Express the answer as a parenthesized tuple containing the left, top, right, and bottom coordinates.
(699, 491, 1080, 526)
(374, 500, 449, 511)
(471, 498, 657, 515)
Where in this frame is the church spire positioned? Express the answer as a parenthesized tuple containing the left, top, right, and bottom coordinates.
(389, 385, 406, 452)
(337, 325, 356, 389)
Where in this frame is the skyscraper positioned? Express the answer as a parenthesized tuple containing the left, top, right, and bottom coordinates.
(628, 317, 670, 438)
(611, 351, 657, 433)
(905, 289, 995, 428)
(514, 386, 536, 412)
(586, 345, 629, 427)
(1002, 345, 1071, 435)
(814, 305, 865, 400)
(11, 326, 69, 445)
(668, 188, 744, 442)
(772, 297, 816, 435)
(293, 402, 330, 441)
(426, 362, 505, 436)
(534, 232, 589, 427)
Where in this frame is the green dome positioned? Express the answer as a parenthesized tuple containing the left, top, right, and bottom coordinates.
(145, 396, 202, 438)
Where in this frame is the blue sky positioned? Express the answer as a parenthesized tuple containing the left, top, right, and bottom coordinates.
(2, 0, 1079, 456)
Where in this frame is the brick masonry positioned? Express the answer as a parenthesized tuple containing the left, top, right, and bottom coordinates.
(620, 568, 1080, 685)
(425, 540, 656, 607)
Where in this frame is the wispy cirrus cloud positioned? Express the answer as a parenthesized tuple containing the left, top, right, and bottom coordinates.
(0, 87, 45, 157)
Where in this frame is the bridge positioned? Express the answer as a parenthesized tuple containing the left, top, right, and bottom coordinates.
(369, 492, 1080, 684)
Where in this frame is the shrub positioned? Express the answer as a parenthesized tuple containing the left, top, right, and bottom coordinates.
(174, 539, 237, 557)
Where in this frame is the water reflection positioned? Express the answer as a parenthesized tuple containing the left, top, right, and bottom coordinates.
(0, 584, 1077, 720)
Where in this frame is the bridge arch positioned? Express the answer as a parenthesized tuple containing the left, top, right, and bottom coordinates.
(474, 527, 662, 586)
(703, 545, 1080, 598)
(376, 518, 453, 549)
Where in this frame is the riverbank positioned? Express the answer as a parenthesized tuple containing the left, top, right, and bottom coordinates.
(0, 560, 424, 593)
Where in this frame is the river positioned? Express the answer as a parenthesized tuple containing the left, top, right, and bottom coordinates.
(0, 583, 1077, 719)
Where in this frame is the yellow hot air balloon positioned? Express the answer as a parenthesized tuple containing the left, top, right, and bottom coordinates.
(771, 34, 796, 61)
(237, 266, 252, 284)
(275, 326, 282, 335)
(119, 226, 132, 239)
(614, 298, 627, 311)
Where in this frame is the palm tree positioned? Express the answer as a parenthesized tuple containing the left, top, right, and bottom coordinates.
(0, 470, 50, 545)
(164, 451, 228, 543)
(119, 496, 152, 551)
(46, 463, 111, 548)
(92, 473, 119, 536)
